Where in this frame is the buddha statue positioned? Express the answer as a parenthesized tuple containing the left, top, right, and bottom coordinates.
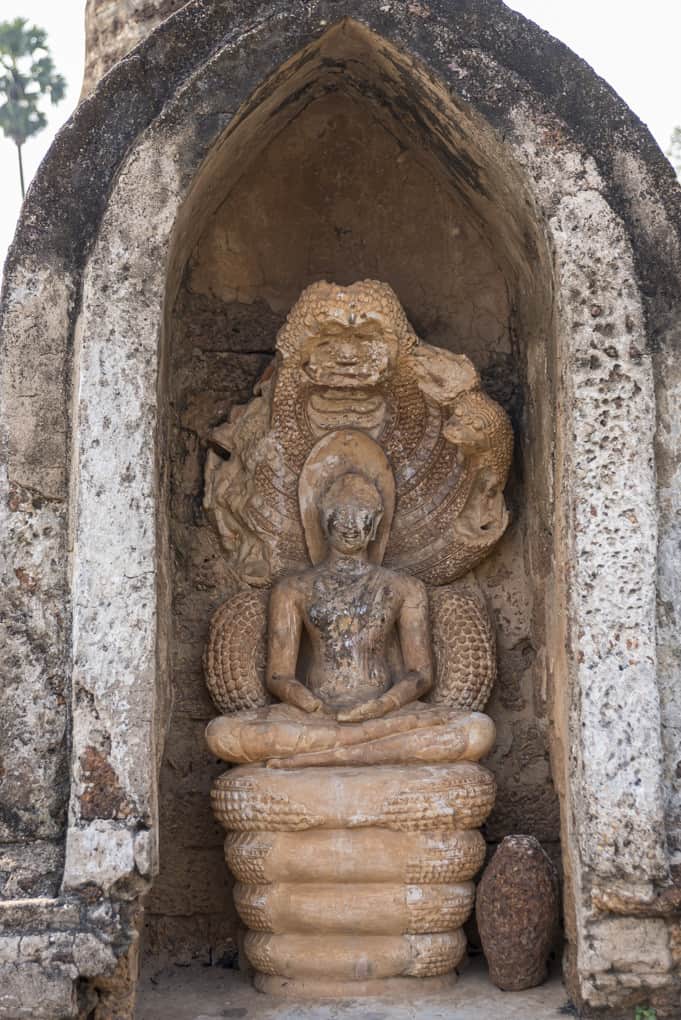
(206, 441, 494, 770)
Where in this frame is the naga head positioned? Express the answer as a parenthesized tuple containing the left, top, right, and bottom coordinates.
(277, 279, 417, 389)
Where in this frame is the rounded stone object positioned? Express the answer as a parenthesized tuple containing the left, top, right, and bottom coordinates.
(225, 828, 487, 884)
(212, 763, 496, 832)
(234, 879, 475, 934)
(203, 589, 270, 713)
(427, 586, 496, 711)
(476, 834, 559, 991)
(244, 929, 467, 984)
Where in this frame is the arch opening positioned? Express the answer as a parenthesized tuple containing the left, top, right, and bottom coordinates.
(147, 18, 562, 971)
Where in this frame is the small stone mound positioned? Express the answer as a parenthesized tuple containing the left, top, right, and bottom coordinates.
(476, 834, 559, 991)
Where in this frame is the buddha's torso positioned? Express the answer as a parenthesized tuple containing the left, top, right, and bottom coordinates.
(295, 563, 405, 710)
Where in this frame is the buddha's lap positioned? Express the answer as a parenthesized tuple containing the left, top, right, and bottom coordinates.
(205, 702, 492, 764)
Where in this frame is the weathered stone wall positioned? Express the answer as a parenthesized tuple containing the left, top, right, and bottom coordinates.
(82, 0, 185, 95)
(144, 293, 272, 965)
(0, 272, 75, 907)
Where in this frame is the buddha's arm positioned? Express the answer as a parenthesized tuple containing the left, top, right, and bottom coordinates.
(266, 581, 325, 713)
(390, 577, 433, 705)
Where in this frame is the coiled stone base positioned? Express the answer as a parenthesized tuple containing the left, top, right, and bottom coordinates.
(212, 763, 495, 998)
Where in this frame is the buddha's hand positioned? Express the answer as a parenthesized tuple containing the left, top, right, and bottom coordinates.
(273, 676, 327, 715)
(337, 692, 399, 723)
(293, 688, 328, 715)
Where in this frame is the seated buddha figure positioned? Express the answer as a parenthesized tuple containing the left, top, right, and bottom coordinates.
(205, 431, 495, 770)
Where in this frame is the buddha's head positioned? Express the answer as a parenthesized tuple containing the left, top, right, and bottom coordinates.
(320, 473, 384, 555)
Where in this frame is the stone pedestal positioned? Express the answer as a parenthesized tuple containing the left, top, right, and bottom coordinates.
(212, 763, 496, 997)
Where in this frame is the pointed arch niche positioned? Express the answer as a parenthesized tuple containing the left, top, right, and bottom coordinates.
(149, 19, 561, 968)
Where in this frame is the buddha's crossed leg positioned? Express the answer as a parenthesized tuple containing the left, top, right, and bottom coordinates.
(206, 703, 494, 768)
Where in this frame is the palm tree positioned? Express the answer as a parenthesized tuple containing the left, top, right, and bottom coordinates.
(0, 18, 66, 199)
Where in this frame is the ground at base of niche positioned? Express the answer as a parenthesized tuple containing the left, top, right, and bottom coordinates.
(136, 955, 572, 1020)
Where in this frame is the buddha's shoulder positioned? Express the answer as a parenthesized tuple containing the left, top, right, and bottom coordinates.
(374, 566, 427, 598)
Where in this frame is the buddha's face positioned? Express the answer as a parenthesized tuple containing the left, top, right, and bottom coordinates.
(321, 475, 384, 555)
(302, 323, 398, 389)
(325, 502, 379, 554)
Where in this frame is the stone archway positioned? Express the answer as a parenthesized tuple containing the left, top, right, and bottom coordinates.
(1, 3, 679, 1016)
(152, 15, 561, 969)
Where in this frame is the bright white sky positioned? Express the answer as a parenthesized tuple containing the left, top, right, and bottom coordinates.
(0, 1, 680, 272)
